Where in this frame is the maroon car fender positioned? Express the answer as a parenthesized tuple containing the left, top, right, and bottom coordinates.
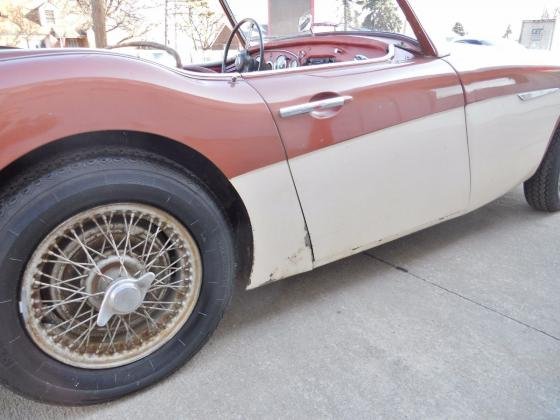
(0, 51, 314, 288)
(0, 51, 284, 178)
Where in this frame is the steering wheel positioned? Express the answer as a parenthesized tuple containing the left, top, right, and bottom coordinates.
(222, 18, 265, 73)
(107, 41, 183, 68)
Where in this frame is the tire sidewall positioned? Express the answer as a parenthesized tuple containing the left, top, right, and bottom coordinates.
(0, 155, 235, 404)
(548, 138, 560, 209)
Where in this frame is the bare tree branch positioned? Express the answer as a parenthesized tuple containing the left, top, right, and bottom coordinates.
(175, 0, 223, 51)
(1, 2, 43, 47)
(74, 0, 157, 41)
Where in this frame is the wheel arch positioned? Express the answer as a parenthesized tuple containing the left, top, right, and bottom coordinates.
(0, 130, 254, 287)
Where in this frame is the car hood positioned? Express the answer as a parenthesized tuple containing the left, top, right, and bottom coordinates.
(447, 42, 560, 69)
(449, 43, 560, 65)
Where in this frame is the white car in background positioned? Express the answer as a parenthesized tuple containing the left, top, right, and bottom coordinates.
(452, 36, 527, 51)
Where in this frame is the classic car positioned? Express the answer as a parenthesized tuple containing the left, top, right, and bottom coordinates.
(0, 0, 559, 405)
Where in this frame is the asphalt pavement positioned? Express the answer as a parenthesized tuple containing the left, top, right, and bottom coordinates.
(1, 186, 559, 419)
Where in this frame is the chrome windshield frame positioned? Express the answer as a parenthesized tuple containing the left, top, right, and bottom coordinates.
(219, 0, 248, 46)
(218, 0, 438, 57)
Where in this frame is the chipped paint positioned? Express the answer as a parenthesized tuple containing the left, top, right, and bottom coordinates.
(231, 161, 314, 290)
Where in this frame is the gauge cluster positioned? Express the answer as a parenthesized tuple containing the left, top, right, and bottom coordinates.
(267, 54, 300, 70)
(263, 52, 338, 71)
(260, 47, 363, 71)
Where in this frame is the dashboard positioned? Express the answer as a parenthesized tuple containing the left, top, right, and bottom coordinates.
(250, 35, 410, 71)
(210, 35, 416, 74)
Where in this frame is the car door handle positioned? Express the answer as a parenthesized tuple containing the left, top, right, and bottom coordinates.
(279, 95, 353, 118)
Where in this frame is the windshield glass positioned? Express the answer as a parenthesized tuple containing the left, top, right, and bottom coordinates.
(0, 0, 417, 68)
(226, 0, 416, 41)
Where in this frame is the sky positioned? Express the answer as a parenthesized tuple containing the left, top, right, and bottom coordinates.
(227, 0, 560, 42)
(410, 0, 558, 41)
(144, 0, 560, 58)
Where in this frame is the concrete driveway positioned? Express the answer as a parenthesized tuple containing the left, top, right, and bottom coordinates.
(1, 186, 559, 419)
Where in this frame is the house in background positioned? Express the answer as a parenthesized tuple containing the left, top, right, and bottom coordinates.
(0, 0, 89, 48)
(208, 23, 241, 52)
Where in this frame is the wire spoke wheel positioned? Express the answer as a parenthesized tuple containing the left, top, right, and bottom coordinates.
(1, 149, 235, 404)
(20, 203, 203, 369)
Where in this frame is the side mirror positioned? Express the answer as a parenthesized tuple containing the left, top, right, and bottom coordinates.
(298, 13, 313, 32)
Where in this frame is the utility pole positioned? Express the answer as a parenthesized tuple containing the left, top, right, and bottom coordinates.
(174, 0, 178, 50)
(166, 0, 186, 50)
(164, 0, 168, 45)
(342, 0, 349, 31)
(91, 0, 107, 48)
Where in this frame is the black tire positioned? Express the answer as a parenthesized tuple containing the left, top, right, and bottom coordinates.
(0, 146, 236, 405)
(524, 129, 560, 212)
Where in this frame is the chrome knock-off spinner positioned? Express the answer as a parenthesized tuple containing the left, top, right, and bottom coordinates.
(96, 272, 156, 327)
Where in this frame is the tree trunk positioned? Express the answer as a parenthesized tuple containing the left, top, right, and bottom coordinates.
(91, 0, 108, 48)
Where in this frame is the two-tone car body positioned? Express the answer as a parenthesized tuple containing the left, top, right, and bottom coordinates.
(0, 0, 559, 405)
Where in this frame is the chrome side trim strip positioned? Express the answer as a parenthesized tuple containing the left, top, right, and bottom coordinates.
(518, 88, 560, 101)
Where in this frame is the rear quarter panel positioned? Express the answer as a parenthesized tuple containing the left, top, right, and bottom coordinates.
(445, 46, 560, 209)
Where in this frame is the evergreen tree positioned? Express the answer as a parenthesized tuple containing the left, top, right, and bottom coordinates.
(452, 22, 466, 36)
(360, 0, 403, 33)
